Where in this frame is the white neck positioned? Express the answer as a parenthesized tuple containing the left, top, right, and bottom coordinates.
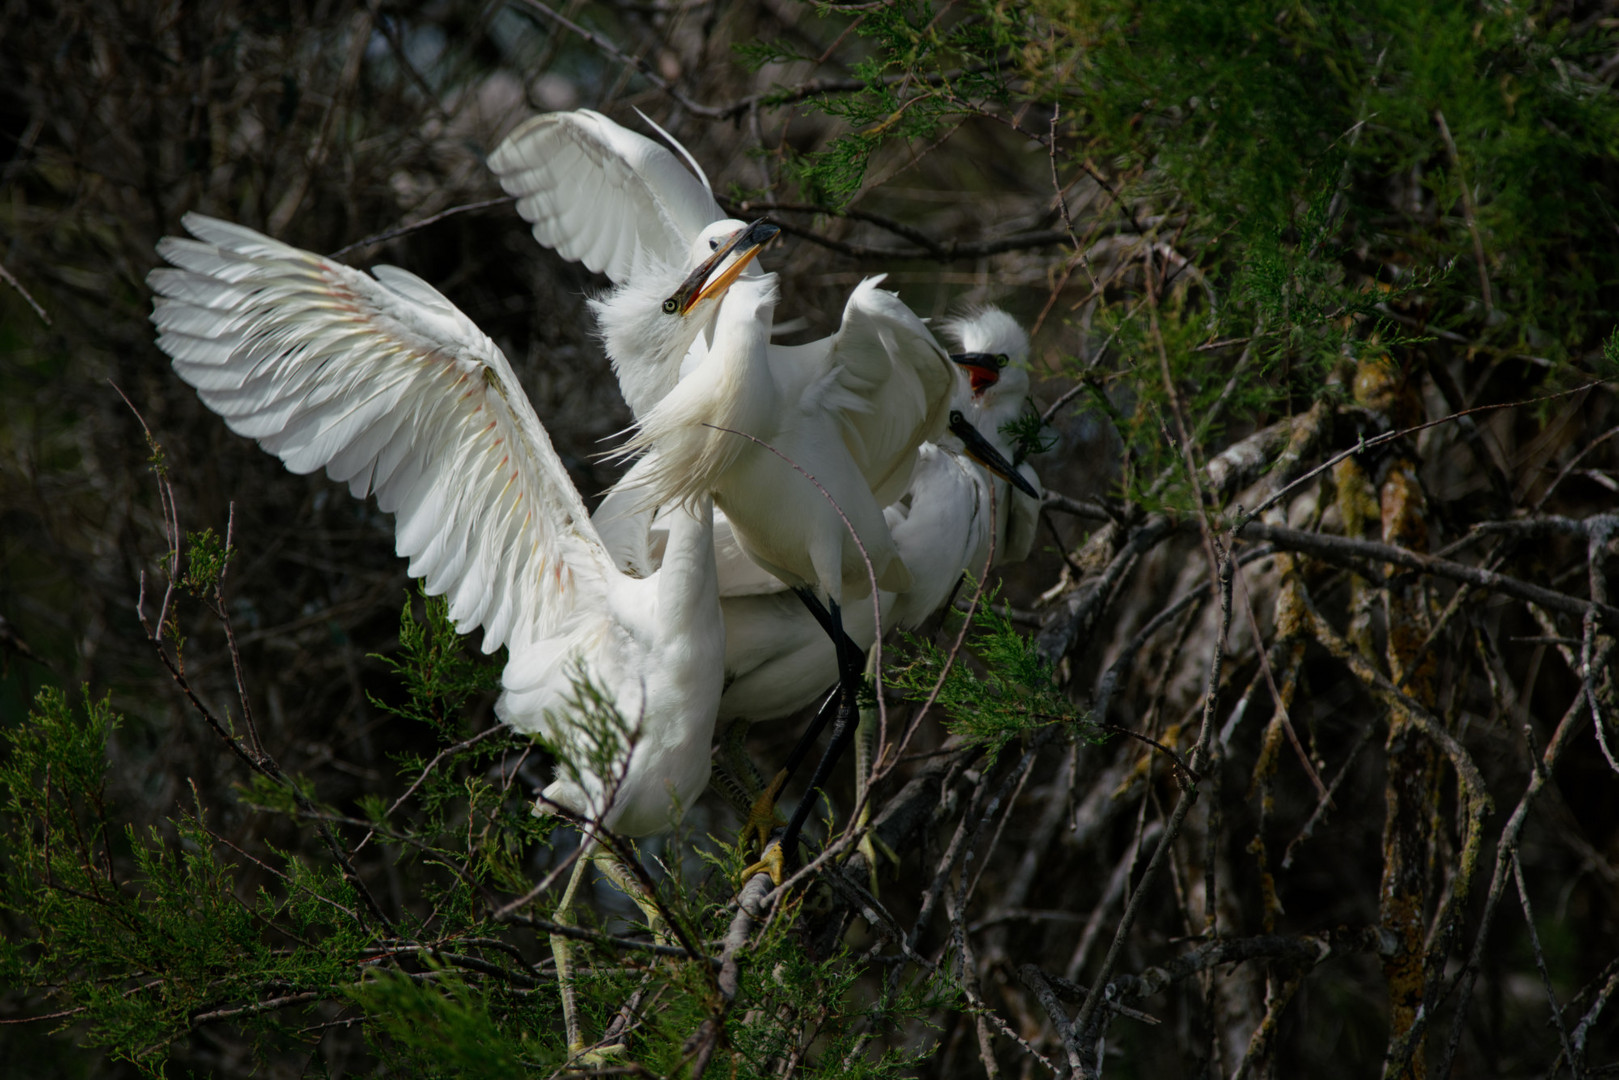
(614, 278, 779, 510)
(656, 494, 719, 630)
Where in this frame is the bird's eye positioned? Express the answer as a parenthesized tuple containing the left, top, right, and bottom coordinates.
(661, 297, 679, 314)
(949, 409, 965, 424)
(708, 238, 720, 251)
(995, 353, 1010, 368)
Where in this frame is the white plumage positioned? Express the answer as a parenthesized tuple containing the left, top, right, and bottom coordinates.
(148, 213, 726, 837)
(491, 110, 959, 607)
(599, 309, 1044, 724)
(488, 108, 724, 287)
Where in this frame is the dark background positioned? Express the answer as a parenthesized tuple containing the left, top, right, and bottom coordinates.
(2, 2, 1617, 1077)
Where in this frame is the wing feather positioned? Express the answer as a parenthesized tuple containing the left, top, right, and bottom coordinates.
(777, 277, 957, 506)
(488, 109, 722, 283)
(149, 212, 616, 653)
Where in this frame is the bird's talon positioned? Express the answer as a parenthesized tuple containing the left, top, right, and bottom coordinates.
(565, 1042, 629, 1071)
(854, 831, 901, 896)
(740, 842, 789, 888)
(739, 771, 788, 855)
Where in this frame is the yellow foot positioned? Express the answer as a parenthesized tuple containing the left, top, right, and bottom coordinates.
(565, 1041, 629, 1070)
(739, 770, 788, 856)
(854, 831, 901, 896)
(739, 841, 789, 888)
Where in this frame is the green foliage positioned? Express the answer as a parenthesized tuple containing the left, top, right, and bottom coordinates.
(370, 587, 502, 736)
(0, 594, 552, 1072)
(0, 689, 370, 1073)
(888, 589, 1095, 755)
(363, 592, 548, 900)
(181, 527, 231, 597)
(349, 970, 538, 1078)
(1000, 408, 1057, 466)
(768, 0, 1020, 205)
(1033, 0, 1619, 366)
(0, 569, 1017, 1075)
(1600, 328, 1619, 382)
(732, 38, 815, 72)
(771, 0, 1619, 509)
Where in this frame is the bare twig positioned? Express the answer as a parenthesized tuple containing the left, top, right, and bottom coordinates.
(268, 9, 373, 234)
(1511, 851, 1579, 1073)
(1239, 520, 1619, 625)
(328, 197, 519, 259)
(1238, 381, 1609, 528)
(0, 260, 51, 325)
(1434, 109, 1493, 314)
(1072, 548, 1233, 1073)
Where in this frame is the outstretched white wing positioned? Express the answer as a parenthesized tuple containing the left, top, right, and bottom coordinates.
(488, 109, 723, 284)
(773, 277, 958, 506)
(148, 213, 617, 653)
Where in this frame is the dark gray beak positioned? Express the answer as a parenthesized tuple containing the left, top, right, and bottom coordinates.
(948, 410, 1039, 499)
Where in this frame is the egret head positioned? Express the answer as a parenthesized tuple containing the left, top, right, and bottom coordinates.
(945, 409, 1040, 499)
(938, 309, 1038, 499)
(591, 218, 780, 417)
(943, 307, 1030, 399)
(662, 219, 780, 321)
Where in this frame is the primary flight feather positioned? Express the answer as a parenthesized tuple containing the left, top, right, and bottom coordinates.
(148, 212, 729, 837)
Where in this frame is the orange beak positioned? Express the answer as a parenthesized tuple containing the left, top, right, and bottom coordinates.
(666, 219, 780, 316)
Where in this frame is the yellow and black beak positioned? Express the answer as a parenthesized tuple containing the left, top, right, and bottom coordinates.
(949, 409, 1040, 499)
(950, 352, 1006, 396)
(664, 219, 780, 316)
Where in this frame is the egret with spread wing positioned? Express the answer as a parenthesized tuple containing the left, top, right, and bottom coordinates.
(493, 111, 963, 874)
(490, 109, 958, 530)
(608, 224, 962, 878)
(487, 108, 739, 420)
(607, 310, 1044, 859)
(147, 213, 756, 1058)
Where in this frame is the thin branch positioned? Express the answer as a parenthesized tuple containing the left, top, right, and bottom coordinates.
(328, 196, 518, 259)
(1434, 109, 1493, 315)
(0, 260, 51, 325)
(1234, 560, 1328, 800)
(1020, 964, 1086, 1076)
(512, 0, 979, 122)
(1511, 851, 1579, 1074)
(1239, 520, 1619, 625)
(1238, 380, 1610, 528)
(751, 212, 1076, 263)
(356, 724, 509, 853)
(1072, 548, 1233, 1070)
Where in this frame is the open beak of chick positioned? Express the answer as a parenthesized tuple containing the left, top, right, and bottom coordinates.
(950, 351, 1009, 396)
(948, 410, 1040, 499)
(664, 219, 781, 316)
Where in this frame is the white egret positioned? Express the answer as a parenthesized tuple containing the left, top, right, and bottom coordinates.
(884, 309, 1043, 630)
(493, 111, 965, 872)
(489, 109, 958, 521)
(487, 108, 740, 420)
(146, 212, 766, 1056)
(601, 309, 1044, 862)
(649, 310, 1041, 723)
(612, 231, 970, 877)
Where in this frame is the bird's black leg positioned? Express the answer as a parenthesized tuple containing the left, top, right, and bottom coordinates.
(780, 685, 843, 780)
(775, 596, 865, 873)
(740, 590, 867, 883)
(776, 588, 861, 771)
(735, 682, 841, 867)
